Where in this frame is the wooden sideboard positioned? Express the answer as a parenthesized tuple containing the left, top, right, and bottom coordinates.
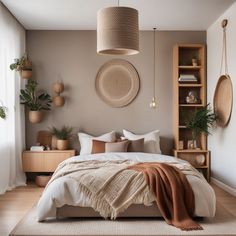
(22, 150, 76, 172)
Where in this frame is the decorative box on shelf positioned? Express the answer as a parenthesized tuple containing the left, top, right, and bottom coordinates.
(22, 150, 76, 172)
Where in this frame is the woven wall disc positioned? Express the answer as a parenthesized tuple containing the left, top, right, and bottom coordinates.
(95, 59, 140, 107)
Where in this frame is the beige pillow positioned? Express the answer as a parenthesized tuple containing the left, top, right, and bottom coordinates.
(106, 140, 130, 153)
(92, 140, 130, 154)
(127, 138, 144, 152)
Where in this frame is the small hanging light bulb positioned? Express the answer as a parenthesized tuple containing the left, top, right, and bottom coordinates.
(150, 27, 157, 109)
(150, 97, 157, 108)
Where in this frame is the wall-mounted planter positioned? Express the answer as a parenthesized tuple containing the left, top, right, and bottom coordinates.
(52, 82, 65, 107)
(21, 69, 32, 79)
(10, 55, 33, 80)
(53, 95, 65, 107)
(29, 110, 43, 124)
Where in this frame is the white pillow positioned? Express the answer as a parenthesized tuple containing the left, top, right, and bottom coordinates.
(78, 131, 116, 155)
(123, 129, 161, 154)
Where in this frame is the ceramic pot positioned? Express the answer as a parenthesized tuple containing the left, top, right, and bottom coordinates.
(51, 136, 58, 150)
(21, 70, 32, 79)
(53, 95, 65, 107)
(53, 82, 64, 94)
(192, 59, 198, 67)
(29, 110, 43, 123)
(57, 139, 69, 150)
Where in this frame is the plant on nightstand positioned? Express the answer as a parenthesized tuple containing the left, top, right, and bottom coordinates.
(10, 55, 33, 79)
(186, 104, 217, 149)
(20, 80, 52, 123)
(49, 126, 73, 150)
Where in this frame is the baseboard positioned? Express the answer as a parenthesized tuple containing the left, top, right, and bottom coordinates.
(211, 177, 236, 197)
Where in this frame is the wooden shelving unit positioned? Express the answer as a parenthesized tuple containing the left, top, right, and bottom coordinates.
(173, 44, 210, 181)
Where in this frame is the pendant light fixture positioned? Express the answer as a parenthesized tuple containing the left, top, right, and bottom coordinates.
(97, 0, 139, 55)
(150, 28, 157, 109)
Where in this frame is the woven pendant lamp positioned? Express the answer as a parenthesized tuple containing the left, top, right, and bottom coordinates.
(97, 1, 139, 55)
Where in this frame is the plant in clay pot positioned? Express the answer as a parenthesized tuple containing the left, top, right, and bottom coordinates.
(10, 55, 33, 79)
(0, 106, 7, 119)
(186, 104, 217, 149)
(20, 80, 52, 123)
(49, 126, 73, 150)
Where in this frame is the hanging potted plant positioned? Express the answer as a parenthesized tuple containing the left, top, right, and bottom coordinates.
(0, 105, 7, 120)
(20, 80, 52, 123)
(49, 126, 73, 150)
(186, 104, 217, 149)
(10, 55, 33, 79)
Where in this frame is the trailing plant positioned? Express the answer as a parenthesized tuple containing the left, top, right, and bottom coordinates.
(0, 106, 7, 119)
(10, 55, 32, 71)
(49, 126, 73, 140)
(186, 104, 217, 141)
(20, 80, 52, 111)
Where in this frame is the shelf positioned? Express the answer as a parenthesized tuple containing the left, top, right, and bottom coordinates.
(179, 104, 204, 107)
(178, 66, 202, 69)
(174, 149, 208, 153)
(178, 83, 203, 87)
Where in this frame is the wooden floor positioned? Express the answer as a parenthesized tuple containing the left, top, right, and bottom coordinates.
(0, 183, 235, 236)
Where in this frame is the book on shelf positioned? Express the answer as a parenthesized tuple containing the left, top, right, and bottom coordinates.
(178, 74, 198, 82)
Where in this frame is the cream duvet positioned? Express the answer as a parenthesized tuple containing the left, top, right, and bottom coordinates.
(37, 152, 216, 221)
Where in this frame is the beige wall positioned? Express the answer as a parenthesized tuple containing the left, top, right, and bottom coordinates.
(207, 2, 236, 191)
(26, 30, 206, 154)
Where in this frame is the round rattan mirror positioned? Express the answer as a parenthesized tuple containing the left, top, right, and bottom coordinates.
(213, 19, 233, 127)
(214, 75, 233, 127)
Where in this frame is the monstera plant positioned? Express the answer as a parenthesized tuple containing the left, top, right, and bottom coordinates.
(20, 80, 52, 123)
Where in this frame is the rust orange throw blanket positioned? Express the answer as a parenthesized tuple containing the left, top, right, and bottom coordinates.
(128, 162, 203, 231)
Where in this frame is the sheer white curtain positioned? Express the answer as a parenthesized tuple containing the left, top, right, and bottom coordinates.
(0, 3, 26, 194)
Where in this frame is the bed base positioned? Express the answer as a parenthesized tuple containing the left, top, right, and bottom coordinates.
(56, 204, 162, 218)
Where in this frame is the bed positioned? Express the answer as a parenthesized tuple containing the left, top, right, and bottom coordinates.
(37, 152, 216, 221)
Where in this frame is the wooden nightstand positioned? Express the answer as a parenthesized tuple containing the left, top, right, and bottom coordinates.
(22, 150, 76, 172)
(173, 149, 210, 182)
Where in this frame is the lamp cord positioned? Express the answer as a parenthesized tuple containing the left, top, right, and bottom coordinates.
(153, 28, 156, 98)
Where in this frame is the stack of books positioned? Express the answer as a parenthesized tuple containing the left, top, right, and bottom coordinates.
(178, 74, 198, 82)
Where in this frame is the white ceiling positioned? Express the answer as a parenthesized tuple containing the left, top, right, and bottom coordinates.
(1, 0, 235, 30)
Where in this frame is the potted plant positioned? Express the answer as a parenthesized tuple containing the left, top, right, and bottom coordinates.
(186, 104, 217, 149)
(0, 105, 7, 119)
(49, 126, 73, 150)
(10, 55, 32, 79)
(20, 80, 52, 123)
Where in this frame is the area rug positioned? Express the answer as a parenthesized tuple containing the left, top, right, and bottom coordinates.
(10, 202, 236, 236)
